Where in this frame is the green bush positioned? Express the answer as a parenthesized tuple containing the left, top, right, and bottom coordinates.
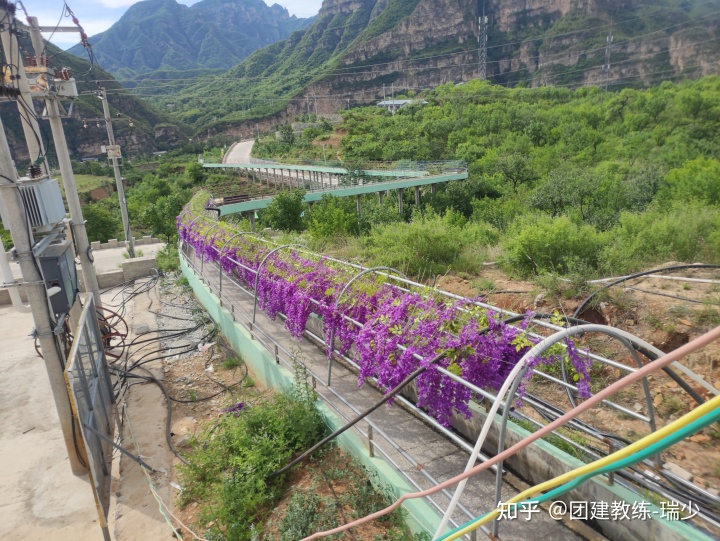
(156, 244, 179, 272)
(501, 214, 607, 276)
(260, 189, 306, 232)
(307, 194, 359, 239)
(1, 226, 11, 250)
(601, 203, 720, 274)
(178, 384, 325, 541)
(660, 157, 720, 205)
(83, 204, 121, 243)
(363, 209, 498, 277)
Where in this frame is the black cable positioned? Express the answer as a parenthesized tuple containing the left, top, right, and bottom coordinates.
(626, 286, 720, 305)
(573, 264, 720, 318)
(267, 351, 449, 480)
(134, 366, 189, 465)
(570, 265, 717, 407)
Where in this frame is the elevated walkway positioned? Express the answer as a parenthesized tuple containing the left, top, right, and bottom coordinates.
(180, 245, 586, 541)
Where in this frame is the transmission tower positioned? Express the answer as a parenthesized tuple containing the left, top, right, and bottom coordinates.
(478, 6, 489, 80)
(603, 33, 614, 90)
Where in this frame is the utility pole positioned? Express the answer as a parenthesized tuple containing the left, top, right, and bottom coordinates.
(0, 86, 87, 476)
(22, 16, 103, 306)
(391, 83, 395, 116)
(97, 87, 135, 258)
(603, 32, 614, 91)
(478, 4, 489, 80)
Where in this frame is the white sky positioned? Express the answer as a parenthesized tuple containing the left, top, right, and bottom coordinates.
(23, 0, 323, 49)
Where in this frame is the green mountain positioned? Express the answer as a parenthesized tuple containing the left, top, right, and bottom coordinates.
(68, 0, 313, 80)
(1, 37, 186, 165)
(145, 0, 720, 138)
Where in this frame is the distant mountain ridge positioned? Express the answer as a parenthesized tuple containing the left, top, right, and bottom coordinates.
(126, 0, 720, 139)
(68, 0, 313, 79)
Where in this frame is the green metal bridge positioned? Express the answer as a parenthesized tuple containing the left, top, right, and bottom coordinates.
(202, 160, 468, 221)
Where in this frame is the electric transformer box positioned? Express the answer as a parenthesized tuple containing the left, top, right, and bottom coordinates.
(38, 240, 78, 315)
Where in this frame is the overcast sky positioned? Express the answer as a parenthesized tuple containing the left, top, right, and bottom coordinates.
(21, 0, 323, 49)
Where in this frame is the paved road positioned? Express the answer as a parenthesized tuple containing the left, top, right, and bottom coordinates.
(223, 140, 255, 164)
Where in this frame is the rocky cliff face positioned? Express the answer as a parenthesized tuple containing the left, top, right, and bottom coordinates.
(196, 0, 720, 138)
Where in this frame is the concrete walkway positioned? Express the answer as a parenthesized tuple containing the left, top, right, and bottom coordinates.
(184, 249, 588, 541)
(0, 304, 102, 541)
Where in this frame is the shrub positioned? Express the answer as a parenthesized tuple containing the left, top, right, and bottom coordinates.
(260, 189, 306, 232)
(501, 214, 607, 276)
(307, 194, 359, 239)
(600, 202, 720, 274)
(363, 209, 499, 277)
(156, 244, 179, 272)
(178, 384, 325, 541)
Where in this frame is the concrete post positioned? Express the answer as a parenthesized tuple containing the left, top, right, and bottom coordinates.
(398, 188, 404, 214)
(249, 212, 256, 232)
(431, 183, 436, 194)
(356, 195, 361, 216)
(379, 191, 384, 205)
(46, 97, 103, 308)
(0, 109, 87, 475)
(415, 186, 421, 206)
(99, 87, 136, 261)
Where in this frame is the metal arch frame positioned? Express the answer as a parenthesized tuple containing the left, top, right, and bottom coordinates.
(252, 244, 301, 324)
(327, 266, 407, 386)
(179, 209, 709, 420)
(199, 223, 221, 273)
(489, 325, 661, 537)
(184, 220, 687, 424)
(216, 231, 262, 292)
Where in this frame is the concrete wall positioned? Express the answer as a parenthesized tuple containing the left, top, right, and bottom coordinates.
(91, 236, 163, 251)
(1, 256, 159, 307)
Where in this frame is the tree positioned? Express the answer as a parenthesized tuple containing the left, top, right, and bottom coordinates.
(83, 204, 120, 243)
(185, 161, 206, 186)
(307, 195, 358, 238)
(142, 192, 186, 242)
(260, 190, 306, 232)
(662, 157, 720, 205)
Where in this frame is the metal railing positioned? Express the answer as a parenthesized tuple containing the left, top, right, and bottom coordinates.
(180, 241, 484, 537)
(179, 231, 671, 539)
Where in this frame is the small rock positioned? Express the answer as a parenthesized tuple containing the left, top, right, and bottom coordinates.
(205, 364, 214, 373)
(633, 402, 643, 412)
(679, 319, 692, 327)
(175, 435, 192, 449)
(625, 319, 636, 326)
(533, 293, 545, 308)
(171, 417, 196, 437)
(653, 394, 663, 407)
(664, 462, 694, 482)
(667, 381, 678, 388)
